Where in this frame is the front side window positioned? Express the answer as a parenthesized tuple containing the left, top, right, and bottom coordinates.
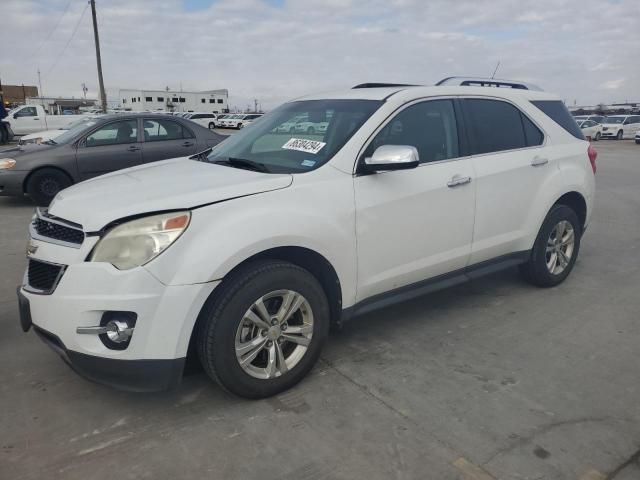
(363, 99, 459, 163)
(143, 119, 191, 142)
(15, 106, 38, 117)
(205, 99, 382, 173)
(85, 120, 138, 147)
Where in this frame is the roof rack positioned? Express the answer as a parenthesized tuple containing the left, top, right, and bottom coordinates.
(352, 83, 420, 89)
(435, 76, 543, 91)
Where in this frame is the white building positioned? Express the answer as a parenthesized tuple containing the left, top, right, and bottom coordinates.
(119, 89, 229, 113)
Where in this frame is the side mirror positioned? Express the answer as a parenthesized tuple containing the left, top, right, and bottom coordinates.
(363, 145, 419, 172)
(13, 112, 19, 119)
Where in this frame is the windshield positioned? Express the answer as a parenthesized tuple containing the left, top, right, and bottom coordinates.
(606, 117, 625, 124)
(204, 99, 382, 173)
(49, 118, 102, 144)
(573, 116, 586, 121)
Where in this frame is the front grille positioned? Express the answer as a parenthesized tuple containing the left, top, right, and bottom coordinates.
(32, 217, 84, 245)
(27, 259, 66, 294)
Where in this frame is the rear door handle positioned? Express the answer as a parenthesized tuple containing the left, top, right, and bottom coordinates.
(531, 156, 549, 167)
(127, 145, 141, 152)
(447, 175, 472, 188)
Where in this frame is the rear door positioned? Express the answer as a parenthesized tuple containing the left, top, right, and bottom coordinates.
(624, 116, 640, 138)
(75, 119, 142, 179)
(141, 118, 198, 163)
(461, 97, 549, 264)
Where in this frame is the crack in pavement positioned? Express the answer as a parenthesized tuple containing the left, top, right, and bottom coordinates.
(605, 446, 640, 480)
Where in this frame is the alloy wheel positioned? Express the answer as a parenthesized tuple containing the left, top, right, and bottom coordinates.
(545, 220, 575, 275)
(235, 290, 313, 379)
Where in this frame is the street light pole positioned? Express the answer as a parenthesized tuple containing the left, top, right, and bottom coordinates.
(90, 0, 107, 112)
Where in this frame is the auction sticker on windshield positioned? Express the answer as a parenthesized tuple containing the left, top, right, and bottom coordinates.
(282, 138, 326, 155)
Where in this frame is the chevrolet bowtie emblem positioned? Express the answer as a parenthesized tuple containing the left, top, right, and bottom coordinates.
(26, 242, 38, 256)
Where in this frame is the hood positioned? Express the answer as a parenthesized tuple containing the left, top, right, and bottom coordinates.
(0, 143, 57, 158)
(48, 157, 293, 231)
(20, 129, 65, 142)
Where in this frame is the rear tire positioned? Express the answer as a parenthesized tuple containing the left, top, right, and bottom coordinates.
(208, 122, 215, 129)
(520, 204, 582, 288)
(616, 130, 623, 140)
(594, 132, 600, 141)
(26, 168, 72, 206)
(196, 260, 329, 398)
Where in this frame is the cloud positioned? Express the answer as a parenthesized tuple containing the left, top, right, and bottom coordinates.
(0, 0, 638, 109)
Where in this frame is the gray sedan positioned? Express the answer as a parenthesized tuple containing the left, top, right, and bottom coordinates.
(0, 114, 225, 205)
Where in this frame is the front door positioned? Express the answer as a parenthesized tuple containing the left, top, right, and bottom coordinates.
(354, 99, 476, 302)
(141, 118, 198, 163)
(75, 119, 143, 179)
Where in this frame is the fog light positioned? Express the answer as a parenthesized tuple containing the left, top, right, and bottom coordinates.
(105, 320, 134, 343)
(77, 311, 137, 350)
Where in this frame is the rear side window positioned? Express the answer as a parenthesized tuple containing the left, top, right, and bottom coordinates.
(522, 114, 544, 146)
(531, 100, 584, 140)
(464, 99, 526, 154)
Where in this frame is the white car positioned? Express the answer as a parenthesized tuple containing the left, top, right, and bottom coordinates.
(599, 115, 640, 140)
(219, 114, 263, 129)
(573, 115, 606, 124)
(635, 130, 640, 144)
(187, 113, 221, 130)
(577, 119, 602, 141)
(5, 105, 91, 135)
(18, 77, 596, 398)
(18, 117, 99, 145)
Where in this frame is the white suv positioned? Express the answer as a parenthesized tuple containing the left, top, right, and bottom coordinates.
(18, 78, 596, 398)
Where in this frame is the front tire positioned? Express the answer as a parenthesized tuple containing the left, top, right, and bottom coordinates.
(616, 130, 623, 140)
(26, 168, 72, 206)
(208, 122, 215, 129)
(196, 260, 329, 398)
(594, 132, 600, 141)
(520, 204, 582, 287)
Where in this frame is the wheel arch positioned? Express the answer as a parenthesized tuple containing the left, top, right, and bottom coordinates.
(22, 165, 74, 193)
(553, 191, 587, 229)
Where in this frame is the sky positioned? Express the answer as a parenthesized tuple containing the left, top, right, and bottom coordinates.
(1, 0, 638, 110)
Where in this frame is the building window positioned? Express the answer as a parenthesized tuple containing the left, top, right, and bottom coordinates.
(157, 97, 164, 102)
(209, 99, 215, 104)
(132, 98, 136, 102)
(201, 99, 206, 103)
(179, 97, 186, 103)
(217, 99, 223, 104)
(145, 96, 152, 102)
(172, 97, 178, 102)
(138, 97, 140, 101)
(122, 99, 127, 103)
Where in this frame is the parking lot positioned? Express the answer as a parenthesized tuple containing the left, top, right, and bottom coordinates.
(1, 140, 639, 480)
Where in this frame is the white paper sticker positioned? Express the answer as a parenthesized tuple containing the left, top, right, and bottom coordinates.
(282, 138, 326, 155)
(301, 159, 316, 167)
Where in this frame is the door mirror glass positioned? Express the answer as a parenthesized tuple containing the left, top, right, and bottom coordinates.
(364, 145, 419, 172)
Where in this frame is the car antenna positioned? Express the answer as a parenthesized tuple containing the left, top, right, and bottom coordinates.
(491, 61, 501, 79)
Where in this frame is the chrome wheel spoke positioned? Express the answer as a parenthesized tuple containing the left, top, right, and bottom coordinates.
(253, 297, 271, 324)
(265, 344, 277, 378)
(547, 253, 558, 273)
(282, 333, 310, 346)
(277, 291, 304, 324)
(558, 249, 570, 267)
(236, 336, 267, 364)
(244, 309, 270, 331)
(284, 324, 313, 335)
(274, 341, 288, 374)
(561, 229, 574, 246)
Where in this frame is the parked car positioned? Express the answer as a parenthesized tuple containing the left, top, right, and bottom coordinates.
(577, 119, 602, 141)
(0, 114, 225, 205)
(599, 115, 640, 140)
(5, 105, 92, 135)
(635, 130, 640, 144)
(18, 117, 100, 146)
(219, 114, 263, 129)
(188, 113, 223, 129)
(17, 78, 595, 398)
(573, 115, 606, 124)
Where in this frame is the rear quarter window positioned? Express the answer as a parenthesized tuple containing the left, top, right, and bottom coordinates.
(531, 100, 585, 140)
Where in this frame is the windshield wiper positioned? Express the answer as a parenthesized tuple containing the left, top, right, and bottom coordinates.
(212, 157, 270, 173)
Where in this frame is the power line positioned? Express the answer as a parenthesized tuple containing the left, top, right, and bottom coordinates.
(32, 0, 74, 57)
(45, 2, 89, 78)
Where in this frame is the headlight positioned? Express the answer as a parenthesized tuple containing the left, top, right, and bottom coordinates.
(19, 137, 43, 145)
(0, 158, 16, 169)
(90, 211, 191, 270)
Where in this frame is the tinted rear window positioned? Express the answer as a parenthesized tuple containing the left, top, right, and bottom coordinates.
(531, 100, 584, 140)
(464, 99, 526, 154)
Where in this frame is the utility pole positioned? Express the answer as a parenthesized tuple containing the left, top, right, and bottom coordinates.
(90, 0, 107, 112)
(37, 67, 44, 98)
(82, 83, 88, 99)
(254, 99, 258, 113)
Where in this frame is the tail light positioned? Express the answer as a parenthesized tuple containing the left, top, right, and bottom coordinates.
(587, 144, 597, 174)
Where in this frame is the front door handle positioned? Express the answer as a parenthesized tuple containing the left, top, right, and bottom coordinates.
(182, 141, 194, 147)
(531, 156, 549, 167)
(127, 145, 141, 152)
(447, 175, 472, 188)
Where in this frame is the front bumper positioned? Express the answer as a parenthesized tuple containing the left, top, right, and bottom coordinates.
(0, 169, 28, 196)
(600, 127, 622, 137)
(20, 235, 219, 391)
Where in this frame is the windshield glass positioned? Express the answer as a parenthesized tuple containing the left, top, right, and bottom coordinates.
(204, 99, 382, 173)
(50, 118, 102, 144)
(606, 117, 625, 124)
